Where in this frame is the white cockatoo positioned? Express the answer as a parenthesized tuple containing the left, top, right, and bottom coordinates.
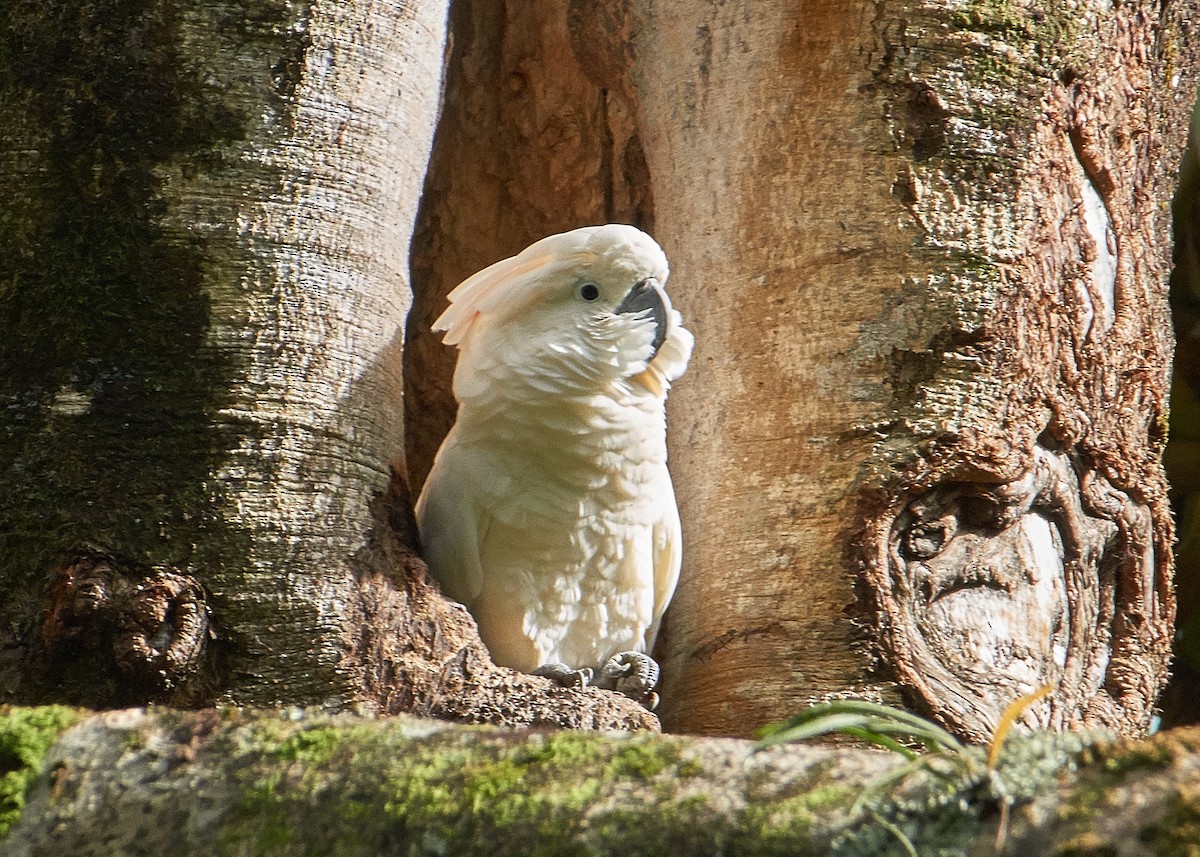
(415, 224, 692, 704)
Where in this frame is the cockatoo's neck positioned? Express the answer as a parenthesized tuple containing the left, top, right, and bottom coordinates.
(452, 312, 693, 412)
(458, 368, 664, 436)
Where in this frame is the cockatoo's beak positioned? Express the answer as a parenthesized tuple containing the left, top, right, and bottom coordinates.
(615, 277, 668, 357)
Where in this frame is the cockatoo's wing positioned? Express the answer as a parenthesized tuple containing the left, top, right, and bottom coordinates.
(416, 443, 488, 605)
(645, 509, 683, 652)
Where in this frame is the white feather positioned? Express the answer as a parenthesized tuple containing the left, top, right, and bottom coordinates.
(415, 224, 692, 673)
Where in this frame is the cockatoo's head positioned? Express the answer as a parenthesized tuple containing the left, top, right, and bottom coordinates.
(434, 225, 693, 402)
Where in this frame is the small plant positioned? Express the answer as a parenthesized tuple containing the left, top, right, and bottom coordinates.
(756, 685, 1054, 855)
(757, 698, 968, 758)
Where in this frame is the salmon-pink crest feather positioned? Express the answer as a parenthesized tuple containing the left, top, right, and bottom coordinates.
(433, 228, 607, 347)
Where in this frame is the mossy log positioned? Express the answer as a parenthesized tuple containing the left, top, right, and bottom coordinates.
(3, 705, 1200, 856)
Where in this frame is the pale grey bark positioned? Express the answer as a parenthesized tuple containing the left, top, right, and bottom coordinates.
(190, 0, 447, 704)
(0, 0, 445, 704)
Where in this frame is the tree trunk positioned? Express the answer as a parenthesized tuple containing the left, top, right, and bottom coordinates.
(406, 1, 1194, 738)
(5, 705, 1200, 856)
(627, 1, 1195, 739)
(0, 0, 428, 705)
(0, 0, 655, 730)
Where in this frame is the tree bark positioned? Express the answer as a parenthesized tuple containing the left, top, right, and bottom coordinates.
(5, 705, 1200, 856)
(625, 0, 1196, 739)
(403, 1, 1196, 739)
(0, 0, 428, 705)
(0, 0, 655, 730)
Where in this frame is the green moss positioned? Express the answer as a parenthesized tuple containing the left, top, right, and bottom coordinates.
(0, 706, 81, 838)
(948, 0, 1076, 55)
(924, 1, 1090, 172)
(230, 782, 295, 856)
(1053, 835, 1120, 857)
(589, 793, 735, 857)
(606, 736, 690, 779)
(273, 726, 345, 766)
(738, 785, 855, 856)
(1139, 789, 1200, 857)
(1098, 742, 1176, 776)
(510, 730, 609, 768)
(889, 2, 1083, 168)
(380, 731, 615, 854)
(802, 784, 857, 811)
(211, 715, 854, 857)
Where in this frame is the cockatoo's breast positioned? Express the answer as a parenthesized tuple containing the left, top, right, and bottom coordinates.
(449, 386, 675, 672)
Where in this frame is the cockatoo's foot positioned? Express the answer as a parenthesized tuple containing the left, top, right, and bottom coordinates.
(533, 662, 594, 688)
(594, 651, 661, 710)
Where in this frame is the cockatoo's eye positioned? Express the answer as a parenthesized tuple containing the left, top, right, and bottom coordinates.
(579, 283, 600, 301)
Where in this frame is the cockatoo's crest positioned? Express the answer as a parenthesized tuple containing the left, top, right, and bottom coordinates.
(434, 228, 615, 346)
(431, 224, 688, 394)
(433, 248, 566, 347)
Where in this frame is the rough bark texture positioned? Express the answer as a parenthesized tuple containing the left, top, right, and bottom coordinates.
(623, 0, 1193, 738)
(0, 0, 655, 731)
(403, 1, 1196, 739)
(405, 0, 898, 738)
(6, 706, 1200, 856)
(0, 0, 428, 705)
(850, 2, 1193, 742)
(625, 0, 906, 737)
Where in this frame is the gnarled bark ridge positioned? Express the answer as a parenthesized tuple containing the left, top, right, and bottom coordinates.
(854, 1, 1186, 741)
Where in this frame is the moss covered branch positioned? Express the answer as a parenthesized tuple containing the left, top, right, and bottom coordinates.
(2, 706, 1199, 855)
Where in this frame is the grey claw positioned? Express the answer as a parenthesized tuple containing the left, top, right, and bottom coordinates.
(534, 662, 593, 688)
(594, 651, 660, 708)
